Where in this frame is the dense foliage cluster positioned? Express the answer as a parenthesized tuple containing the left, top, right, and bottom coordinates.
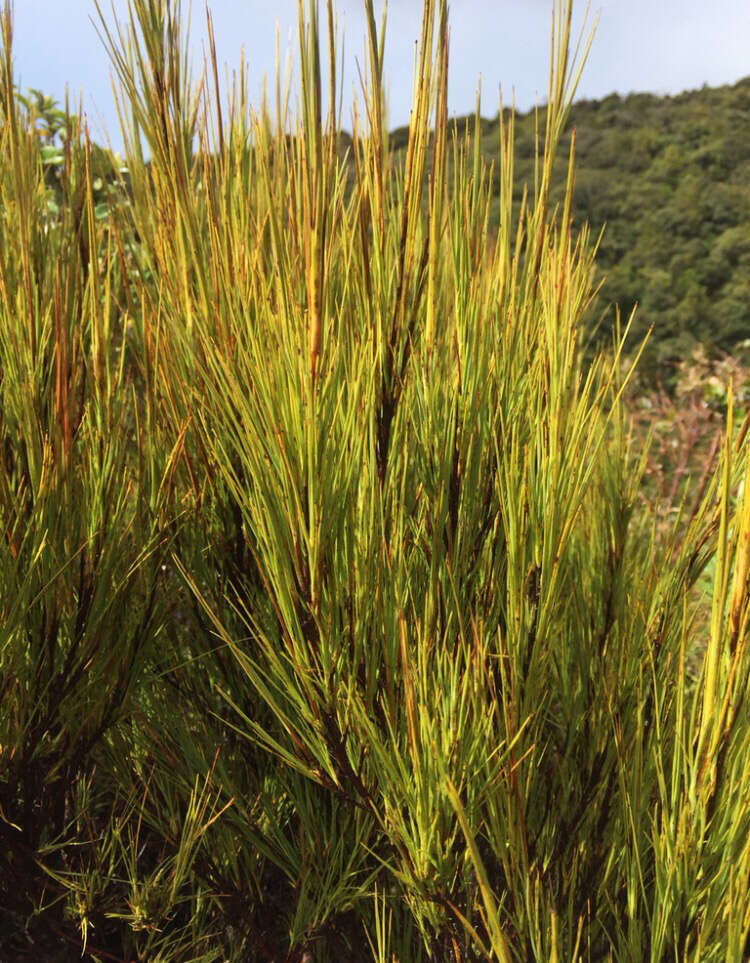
(1, 2, 749, 961)
(567, 81, 750, 369)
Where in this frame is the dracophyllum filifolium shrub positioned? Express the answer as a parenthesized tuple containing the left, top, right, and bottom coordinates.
(92, 0, 750, 959)
(0, 7, 187, 957)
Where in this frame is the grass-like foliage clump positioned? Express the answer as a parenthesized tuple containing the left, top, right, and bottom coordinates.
(0, 1, 749, 960)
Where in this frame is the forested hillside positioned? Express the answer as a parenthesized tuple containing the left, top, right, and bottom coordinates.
(389, 76, 750, 377)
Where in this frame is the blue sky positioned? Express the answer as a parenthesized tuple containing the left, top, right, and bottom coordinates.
(7, 0, 750, 152)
